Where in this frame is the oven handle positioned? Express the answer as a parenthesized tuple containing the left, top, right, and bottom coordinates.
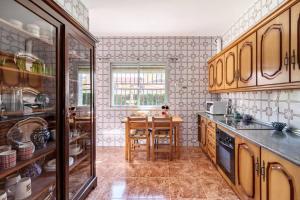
(217, 140, 234, 150)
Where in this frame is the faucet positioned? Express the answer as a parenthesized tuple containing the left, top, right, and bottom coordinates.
(224, 99, 233, 117)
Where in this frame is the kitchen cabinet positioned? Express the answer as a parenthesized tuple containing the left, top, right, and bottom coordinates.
(208, 61, 215, 91)
(257, 10, 290, 85)
(207, 0, 300, 93)
(0, 1, 97, 200)
(237, 33, 257, 87)
(224, 46, 238, 89)
(199, 117, 207, 152)
(261, 148, 300, 200)
(206, 119, 216, 164)
(235, 137, 260, 200)
(214, 55, 225, 90)
(291, 2, 300, 82)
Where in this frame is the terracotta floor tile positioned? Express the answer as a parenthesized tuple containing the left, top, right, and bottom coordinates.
(169, 177, 207, 199)
(87, 147, 239, 200)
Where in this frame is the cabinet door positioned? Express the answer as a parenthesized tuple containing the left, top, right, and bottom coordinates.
(225, 46, 238, 89)
(235, 137, 260, 200)
(291, 2, 300, 82)
(257, 10, 290, 85)
(208, 61, 215, 91)
(261, 149, 300, 200)
(238, 33, 257, 87)
(66, 32, 95, 199)
(215, 55, 225, 90)
(200, 117, 207, 152)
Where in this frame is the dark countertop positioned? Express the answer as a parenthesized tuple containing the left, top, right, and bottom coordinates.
(198, 112, 300, 166)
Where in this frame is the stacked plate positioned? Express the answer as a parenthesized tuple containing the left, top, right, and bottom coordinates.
(44, 157, 74, 172)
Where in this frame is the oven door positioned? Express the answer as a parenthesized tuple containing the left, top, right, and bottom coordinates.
(216, 138, 235, 184)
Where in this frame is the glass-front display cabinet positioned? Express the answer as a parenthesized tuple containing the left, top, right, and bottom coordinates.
(0, 1, 96, 200)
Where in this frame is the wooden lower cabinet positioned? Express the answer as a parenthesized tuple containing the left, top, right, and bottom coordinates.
(261, 148, 300, 200)
(235, 137, 261, 200)
(199, 117, 207, 152)
(206, 126, 216, 164)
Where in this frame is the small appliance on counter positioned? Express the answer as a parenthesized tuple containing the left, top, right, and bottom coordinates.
(205, 101, 227, 115)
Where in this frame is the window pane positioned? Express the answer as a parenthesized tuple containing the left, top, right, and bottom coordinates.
(111, 63, 166, 106)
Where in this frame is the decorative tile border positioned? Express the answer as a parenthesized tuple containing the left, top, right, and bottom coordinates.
(222, 0, 286, 47)
(95, 37, 219, 147)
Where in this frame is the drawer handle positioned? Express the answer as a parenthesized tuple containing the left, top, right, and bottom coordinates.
(255, 157, 260, 176)
(261, 161, 265, 182)
(291, 50, 296, 70)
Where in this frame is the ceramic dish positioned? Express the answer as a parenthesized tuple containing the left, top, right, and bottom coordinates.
(7, 117, 48, 145)
(69, 148, 83, 156)
(44, 157, 74, 172)
(69, 144, 81, 155)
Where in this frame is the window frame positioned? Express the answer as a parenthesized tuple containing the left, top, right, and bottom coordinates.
(110, 61, 169, 109)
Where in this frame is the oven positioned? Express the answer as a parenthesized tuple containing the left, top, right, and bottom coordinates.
(216, 128, 235, 184)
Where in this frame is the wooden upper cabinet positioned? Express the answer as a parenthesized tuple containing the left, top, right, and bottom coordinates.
(224, 46, 238, 89)
(238, 33, 257, 88)
(261, 148, 300, 200)
(257, 10, 290, 85)
(215, 55, 225, 90)
(208, 61, 215, 91)
(235, 137, 261, 200)
(291, 2, 300, 82)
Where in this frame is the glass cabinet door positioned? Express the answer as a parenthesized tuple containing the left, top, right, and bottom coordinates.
(67, 34, 93, 199)
(0, 1, 59, 200)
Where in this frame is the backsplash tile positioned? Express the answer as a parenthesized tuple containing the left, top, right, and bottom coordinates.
(95, 36, 219, 147)
(220, 90, 300, 129)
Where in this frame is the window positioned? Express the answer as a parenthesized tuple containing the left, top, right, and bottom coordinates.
(111, 63, 167, 107)
(77, 67, 91, 106)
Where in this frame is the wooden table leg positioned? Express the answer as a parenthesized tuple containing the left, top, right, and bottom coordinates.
(125, 121, 129, 160)
(175, 123, 180, 159)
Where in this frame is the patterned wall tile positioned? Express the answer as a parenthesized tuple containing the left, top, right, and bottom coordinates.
(222, 0, 286, 47)
(54, 0, 89, 29)
(220, 90, 300, 129)
(95, 36, 219, 147)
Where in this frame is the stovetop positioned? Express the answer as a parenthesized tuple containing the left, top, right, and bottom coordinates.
(219, 118, 274, 130)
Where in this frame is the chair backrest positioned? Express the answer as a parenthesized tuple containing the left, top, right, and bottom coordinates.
(127, 117, 148, 130)
(152, 116, 172, 130)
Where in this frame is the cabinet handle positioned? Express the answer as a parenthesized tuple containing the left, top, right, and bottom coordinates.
(291, 50, 296, 70)
(284, 52, 289, 71)
(255, 157, 260, 176)
(261, 161, 265, 182)
(235, 69, 239, 80)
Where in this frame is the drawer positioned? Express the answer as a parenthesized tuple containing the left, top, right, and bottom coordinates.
(207, 120, 216, 131)
(207, 138, 216, 151)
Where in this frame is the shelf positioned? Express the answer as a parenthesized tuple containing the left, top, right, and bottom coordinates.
(31, 172, 56, 200)
(69, 132, 89, 143)
(69, 151, 89, 172)
(0, 66, 55, 79)
(0, 18, 54, 45)
(0, 142, 56, 179)
(0, 110, 55, 124)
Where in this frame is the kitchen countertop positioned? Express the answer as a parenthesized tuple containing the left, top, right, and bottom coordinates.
(198, 112, 300, 166)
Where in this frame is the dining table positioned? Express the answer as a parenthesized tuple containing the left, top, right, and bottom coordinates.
(121, 116, 183, 160)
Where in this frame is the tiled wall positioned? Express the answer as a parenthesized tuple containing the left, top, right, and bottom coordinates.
(222, 0, 285, 47)
(95, 37, 219, 146)
(54, 0, 89, 29)
(220, 90, 300, 129)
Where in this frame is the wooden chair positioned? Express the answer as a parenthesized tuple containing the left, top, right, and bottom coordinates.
(127, 117, 150, 161)
(151, 116, 173, 161)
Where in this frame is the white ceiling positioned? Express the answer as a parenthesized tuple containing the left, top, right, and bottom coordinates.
(84, 0, 256, 37)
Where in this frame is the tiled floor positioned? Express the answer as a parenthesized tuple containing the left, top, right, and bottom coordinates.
(86, 147, 239, 200)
